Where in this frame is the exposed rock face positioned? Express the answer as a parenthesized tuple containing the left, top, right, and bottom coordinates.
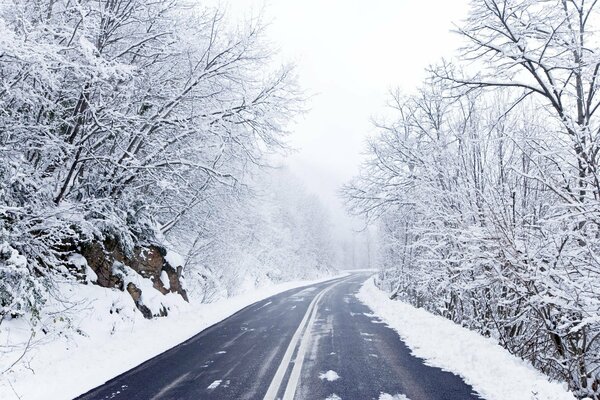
(79, 241, 119, 288)
(79, 239, 188, 318)
(166, 265, 187, 300)
(126, 246, 165, 281)
(126, 282, 153, 319)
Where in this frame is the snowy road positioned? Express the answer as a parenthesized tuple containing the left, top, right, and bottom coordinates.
(76, 274, 480, 400)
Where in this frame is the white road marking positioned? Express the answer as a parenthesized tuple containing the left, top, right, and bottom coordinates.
(207, 380, 222, 390)
(216, 351, 227, 354)
(263, 277, 348, 400)
(262, 285, 330, 400)
(326, 394, 342, 400)
(282, 304, 322, 400)
(280, 279, 348, 400)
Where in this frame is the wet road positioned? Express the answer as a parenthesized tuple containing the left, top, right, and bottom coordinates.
(76, 274, 481, 400)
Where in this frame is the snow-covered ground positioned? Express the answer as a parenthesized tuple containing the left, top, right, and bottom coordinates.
(357, 277, 577, 400)
(0, 274, 346, 400)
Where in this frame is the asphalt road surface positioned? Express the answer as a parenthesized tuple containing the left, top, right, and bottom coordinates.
(76, 273, 481, 400)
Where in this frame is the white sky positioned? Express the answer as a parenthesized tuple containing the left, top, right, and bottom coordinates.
(223, 0, 471, 236)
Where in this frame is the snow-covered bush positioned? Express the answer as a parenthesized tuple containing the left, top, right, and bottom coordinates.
(0, 242, 46, 323)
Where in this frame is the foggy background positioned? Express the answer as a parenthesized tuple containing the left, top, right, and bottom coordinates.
(218, 0, 471, 268)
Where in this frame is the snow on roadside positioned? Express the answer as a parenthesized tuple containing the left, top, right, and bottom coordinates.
(0, 274, 347, 400)
(357, 277, 576, 400)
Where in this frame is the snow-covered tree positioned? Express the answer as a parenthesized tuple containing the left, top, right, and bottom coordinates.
(0, 0, 304, 323)
(346, 25, 600, 395)
(168, 168, 337, 301)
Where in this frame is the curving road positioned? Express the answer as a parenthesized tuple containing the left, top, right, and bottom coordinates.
(76, 274, 481, 400)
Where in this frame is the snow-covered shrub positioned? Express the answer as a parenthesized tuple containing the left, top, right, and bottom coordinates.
(0, 242, 46, 323)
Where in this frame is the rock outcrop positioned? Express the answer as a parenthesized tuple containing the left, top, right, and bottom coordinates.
(79, 239, 188, 318)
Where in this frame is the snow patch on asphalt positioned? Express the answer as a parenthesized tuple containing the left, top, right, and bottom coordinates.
(319, 370, 340, 381)
(255, 300, 272, 310)
(357, 277, 576, 400)
(207, 380, 222, 390)
(379, 394, 410, 400)
(151, 373, 189, 398)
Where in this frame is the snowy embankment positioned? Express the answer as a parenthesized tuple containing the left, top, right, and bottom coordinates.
(0, 274, 346, 400)
(357, 277, 576, 400)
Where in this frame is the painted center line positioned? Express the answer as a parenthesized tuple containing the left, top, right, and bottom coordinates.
(263, 277, 348, 400)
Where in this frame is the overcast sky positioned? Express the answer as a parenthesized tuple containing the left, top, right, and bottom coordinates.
(223, 0, 472, 234)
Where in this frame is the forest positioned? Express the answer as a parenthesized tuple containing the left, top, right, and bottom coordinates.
(0, 0, 335, 328)
(345, 1, 600, 398)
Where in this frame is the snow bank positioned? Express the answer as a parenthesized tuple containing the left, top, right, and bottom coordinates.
(357, 277, 576, 400)
(0, 274, 346, 400)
